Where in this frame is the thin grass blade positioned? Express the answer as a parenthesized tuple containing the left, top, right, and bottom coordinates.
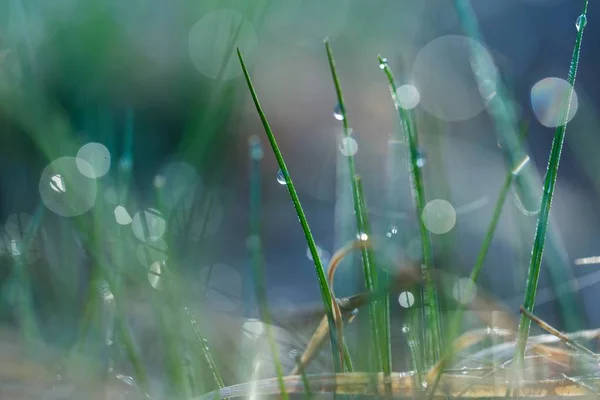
(377, 55, 442, 365)
(323, 39, 390, 375)
(236, 48, 341, 372)
(513, 0, 589, 376)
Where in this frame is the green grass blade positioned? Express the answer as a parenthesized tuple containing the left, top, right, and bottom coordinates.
(248, 135, 289, 400)
(352, 175, 390, 374)
(377, 55, 442, 365)
(323, 38, 390, 375)
(454, 0, 586, 333)
(236, 48, 342, 372)
(513, 0, 589, 372)
(427, 165, 516, 398)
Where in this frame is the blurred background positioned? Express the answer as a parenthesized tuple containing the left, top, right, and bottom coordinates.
(0, 0, 598, 395)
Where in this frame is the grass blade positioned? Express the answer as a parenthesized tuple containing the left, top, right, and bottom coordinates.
(513, 0, 589, 375)
(323, 39, 390, 374)
(377, 56, 442, 365)
(454, 0, 587, 333)
(236, 48, 342, 372)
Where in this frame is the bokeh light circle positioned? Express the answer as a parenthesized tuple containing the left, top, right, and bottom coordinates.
(189, 10, 258, 80)
(338, 137, 358, 156)
(530, 77, 578, 128)
(453, 278, 477, 305)
(76, 142, 111, 178)
(396, 85, 420, 110)
(422, 199, 457, 235)
(114, 205, 133, 225)
(132, 208, 167, 242)
(398, 291, 415, 308)
(39, 157, 97, 217)
(412, 35, 497, 121)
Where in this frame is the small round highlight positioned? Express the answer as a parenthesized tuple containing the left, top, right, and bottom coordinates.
(131, 208, 167, 242)
(76, 142, 111, 178)
(114, 205, 132, 225)
(398, 291, 415, 308)
(530, 77, 578, 128)
(396, 84, 420, 110)
(453, 278, 477, 305)
(338, 137, 358, 156)
(422, 199, 457, 235)
(39, 157, 97, 217)
(189, 10, 258, 80)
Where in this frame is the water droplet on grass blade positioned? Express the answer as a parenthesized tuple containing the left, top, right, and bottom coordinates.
(416, 150, 427, 168)
(357, 232, 368, 241)
(379, 57, 388, 69)
(576, 14, 587, 32)
(333, 104, 344, 121)
(276, 169, 287, 185)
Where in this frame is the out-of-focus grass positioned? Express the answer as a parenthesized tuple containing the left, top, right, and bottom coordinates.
(0, 0, 594, 399)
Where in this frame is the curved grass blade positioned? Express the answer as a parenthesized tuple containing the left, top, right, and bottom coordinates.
(324, 39, 390, 376)
(377, 55, 442, 365)
(513, 0, 589, 379)
(236, 48, 342, 372)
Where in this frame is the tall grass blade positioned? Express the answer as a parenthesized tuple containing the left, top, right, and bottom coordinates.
(323, 39, 390, 374)
(454, 0, 586, 332)
(513, 0, 589, 376)
(377, 55, 442, 365)
(236, 48, 341, 372)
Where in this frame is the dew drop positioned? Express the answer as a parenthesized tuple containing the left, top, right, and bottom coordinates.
(379, 57, 388, 70)
(401, 324, 409, 334)
(351, 308, 359, 317)
(386, 225, 399, 238)
(416, 151, 427, 168)
(333, 104, 344, 121)
(421, 381, 428, 390)
(576, 14, 587, 32)
(357, 232, 369, 241)
(276, 169, 287, 185)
